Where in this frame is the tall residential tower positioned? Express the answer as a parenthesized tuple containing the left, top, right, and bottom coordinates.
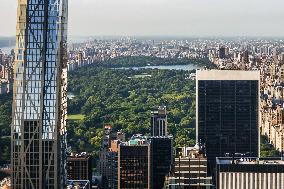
(11, 0, 68, 188)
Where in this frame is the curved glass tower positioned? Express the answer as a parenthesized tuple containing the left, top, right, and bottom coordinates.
(11, 0, 68, 188)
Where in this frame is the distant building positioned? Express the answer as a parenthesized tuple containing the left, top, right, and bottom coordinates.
(216, 157, 284, 189)
(97, 126, 125, 189)
(118, 135, 151, 189)
(151, 106, 168, 136)
(219, 47, 226, 59)
(242, 50, 249, 63)
(164, 146, 212, 189)
(196, 70, 260, 174)
(67, 153, 93, 188)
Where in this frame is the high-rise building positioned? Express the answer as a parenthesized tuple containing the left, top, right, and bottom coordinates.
(67, 153, 93, 187)
(118, 136, 151, 189)
(11, 0, 68, 188)
(196, 70, 260, 174)
(149, 137, 173, 189)
(151, 106, 168, 137)
(118, 135, 173, 189)
(164, 147, 212, 189)
(216, 157, 284, 189)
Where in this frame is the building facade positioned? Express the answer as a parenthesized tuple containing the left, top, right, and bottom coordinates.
(196, 70, 260, 174)
(216, 157, 284, 189)
(11, 0, 68, 188)
(164, 147, 212, 189)
(67, 153, 92, 187)
(151, 106, 168, 137)
(149, 137, 173, 189)
(118, 136, 151, 189)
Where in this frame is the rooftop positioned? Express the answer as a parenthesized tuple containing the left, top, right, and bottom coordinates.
(216, 157, 284, 165)
(196, 69, 260, 81)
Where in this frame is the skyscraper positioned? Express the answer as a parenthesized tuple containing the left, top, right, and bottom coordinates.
(149, 137, 173, 189)
(151, 106, 168, 137)
(11, 0, 68, 188)
(196, 70, 260, 174)
(118, 136, 151, 189)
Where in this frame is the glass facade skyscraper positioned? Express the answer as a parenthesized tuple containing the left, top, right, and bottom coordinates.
(196, 70, 260, 175)
(11, 0, 68, 188)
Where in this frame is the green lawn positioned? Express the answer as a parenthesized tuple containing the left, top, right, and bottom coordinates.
(67, 114, 85, 120)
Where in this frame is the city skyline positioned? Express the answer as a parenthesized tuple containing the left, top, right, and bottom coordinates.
(0, 0, 284, 37)
(1, 0, 284, 188)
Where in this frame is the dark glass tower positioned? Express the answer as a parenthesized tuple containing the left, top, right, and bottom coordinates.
(149, 137, 173, 189)
(11, 0, 68, 188)
(118, 144, 151, 189)
(196, 70, 260, 175)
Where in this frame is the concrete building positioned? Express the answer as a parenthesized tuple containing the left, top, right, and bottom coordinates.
(164, 147, 212, 189)
(216, 157, 284, 189)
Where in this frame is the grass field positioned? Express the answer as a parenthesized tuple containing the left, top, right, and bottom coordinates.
(67, 114, 85, 120)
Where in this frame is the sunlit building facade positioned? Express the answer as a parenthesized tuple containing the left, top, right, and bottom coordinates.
(11, 0, 68, 188)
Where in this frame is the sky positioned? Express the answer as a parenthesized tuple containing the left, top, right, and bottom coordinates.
(0, 0, 284, 37)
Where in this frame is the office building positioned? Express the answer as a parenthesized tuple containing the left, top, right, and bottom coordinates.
(151, 106, 168, 136)
(118, 136, 151, 189)
(67, 153, 92, 187)
(164, 146, 212, 189)
(216, 157, 284, 189)
(11, 0, 68, 188)
(196, 70, 260, 174)
(149, 137, 173, 189)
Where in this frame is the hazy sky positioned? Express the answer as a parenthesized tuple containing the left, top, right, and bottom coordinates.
(0, 0, 284, 37)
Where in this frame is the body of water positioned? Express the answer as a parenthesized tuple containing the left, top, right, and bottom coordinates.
(0, 46, 14, 54)
(115, 64, 202, 71)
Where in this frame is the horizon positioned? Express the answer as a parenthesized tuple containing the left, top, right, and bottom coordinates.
(0, 0, 284, 37)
